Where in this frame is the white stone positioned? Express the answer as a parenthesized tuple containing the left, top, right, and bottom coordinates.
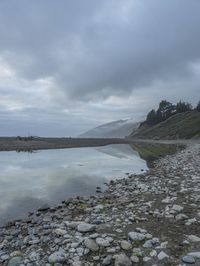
(188, 252, 200, 258)
(158, 251, 169, 260)
(77, 223, 96, 233)
(175, 214, 188, 221)
(143, 256, 151, 262)
(96, 237, 110, 247)
(114, 253, 132, 266)
(84, 238, 99, 252)
(120, 240, 132, 250)
(48, 251, 67, 263)
(54, 228, 67, 236)
(150, 250, 157, 257)
(172, 205, 183, 212)
(187, 235, 200, 243)
(128, 231, 146, 241)
(130, 255, 139, 263)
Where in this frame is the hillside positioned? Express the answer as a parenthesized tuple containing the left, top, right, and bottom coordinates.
(131, 111, 200, 139)
(79, 119, 140, 138)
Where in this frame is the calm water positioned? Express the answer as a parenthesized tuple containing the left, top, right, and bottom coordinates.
(0, 144, 147, 224)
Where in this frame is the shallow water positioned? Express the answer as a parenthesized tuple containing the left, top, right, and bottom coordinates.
(0, 144, 147, 224)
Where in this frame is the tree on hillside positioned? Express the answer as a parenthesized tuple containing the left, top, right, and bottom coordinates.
(145, 99, 193, 127)
(158, 100, 176, 120)
(146, 100, 175, 125)
(176, 101, 192, 113)
(196, 101, 200, 112)
(146, 109, 157, 125)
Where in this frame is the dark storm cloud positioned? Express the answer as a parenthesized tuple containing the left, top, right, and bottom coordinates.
(0, 0, 200, 136)
(0, 0, 200, 101)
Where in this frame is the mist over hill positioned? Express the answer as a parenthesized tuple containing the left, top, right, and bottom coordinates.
(79, 119, 140, 138)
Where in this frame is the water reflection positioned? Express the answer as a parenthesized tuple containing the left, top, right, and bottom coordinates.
(0, 143, 184, 224)
(131, 142, 185, 167)
(0, 144, 147, 224)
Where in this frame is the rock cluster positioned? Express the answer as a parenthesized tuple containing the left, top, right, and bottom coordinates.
(0, 144, 200, 265)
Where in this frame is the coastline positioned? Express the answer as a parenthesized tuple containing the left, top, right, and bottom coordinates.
(0, 143, 200, 265)
(0, 137, 199, 152)
(0, 137, 131, 152)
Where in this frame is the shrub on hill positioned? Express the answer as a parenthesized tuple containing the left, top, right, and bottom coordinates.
(145, 100, 193, 126)
(196, 101, 200, 112)
(176, 101, 192, 113)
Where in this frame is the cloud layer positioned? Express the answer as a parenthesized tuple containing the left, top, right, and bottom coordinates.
(0, 0, 200, 135)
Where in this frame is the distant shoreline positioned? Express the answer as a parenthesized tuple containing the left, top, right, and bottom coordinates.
(0, 137, 199, 152)
(0, 137, 131, 152)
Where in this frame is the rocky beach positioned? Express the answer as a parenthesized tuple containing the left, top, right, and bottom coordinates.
(0, 143, 200, 266)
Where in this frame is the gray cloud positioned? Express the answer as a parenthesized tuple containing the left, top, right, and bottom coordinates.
(0, 0, 199, 135)
(0, 1, 200, 99)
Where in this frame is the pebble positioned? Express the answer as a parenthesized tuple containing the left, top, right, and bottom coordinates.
(48, 251, 67, 263)
(114, 253, 132, 266)
(182, 255, 195, 264)
(77, 223, 96, 233)
(128, 231, 146, 241)
(84, 238, 99, 251)
(187, 235, 200, 243)
(96, 237, 110, 247)
(8, 256, 23, 266)
(158, 251, 169, 260)
(120, 240, 132, 250)
(102, 255, 112, 265)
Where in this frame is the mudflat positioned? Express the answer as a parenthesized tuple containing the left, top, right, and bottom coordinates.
(0, 137, 131, 152)
(0, 137, 199, 152)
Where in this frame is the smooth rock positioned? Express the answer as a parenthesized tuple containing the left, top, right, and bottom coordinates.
(143, 240, 153, 248)
(130, 255, 139, 263)
(172, 205, 183, 212)
(158, 251, 169, 260)
(120, 240, 132, 250)
(48, 251, 67, 263)
(8, 257, 23, 266)
(72, 261, 82, 266)
(55, 228, 67, 236)
(187, 235, 200, 242)
(84, 238, 99, 251)
(182, 255, 195, 264)
(102, 255, 112, 265)
(188, 252, 200, 258)
(77, 223, 96, 233)
(175, 214, 188, 221)
(114, 253, 132, 266)
(128, 231, 146, 241)
(96, 237, 110, 247)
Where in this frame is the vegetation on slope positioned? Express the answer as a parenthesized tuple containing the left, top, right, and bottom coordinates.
(131, 110, 200, 139)
(130, 99, 200, 139)
(132, 142, 185, 167)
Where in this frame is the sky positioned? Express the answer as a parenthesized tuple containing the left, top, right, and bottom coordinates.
(0, 0, 200, 137)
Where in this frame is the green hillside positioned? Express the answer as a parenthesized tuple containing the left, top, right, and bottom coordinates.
(131, 111, 200, 139)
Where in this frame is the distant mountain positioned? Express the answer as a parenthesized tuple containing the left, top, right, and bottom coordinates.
(79, 119, 140, 138)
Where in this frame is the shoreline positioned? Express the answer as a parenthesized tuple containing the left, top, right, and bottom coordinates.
(0, 136, 199, 152)
(0, 137, 131, 152)
(0, 143, 200, 265)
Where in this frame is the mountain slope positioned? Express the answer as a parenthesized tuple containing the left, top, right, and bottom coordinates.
(80, 119, 140, 138)
(131, 111, 200, 139)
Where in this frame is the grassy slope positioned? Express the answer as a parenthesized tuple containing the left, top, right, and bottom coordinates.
(131, 111, 200, 139)
(131, 143, 185, 167)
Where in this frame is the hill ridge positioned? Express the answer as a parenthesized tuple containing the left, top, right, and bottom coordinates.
(131, 111, 200, 139)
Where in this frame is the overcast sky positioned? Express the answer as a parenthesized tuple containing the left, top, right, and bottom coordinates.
(0, 0, 200, 136)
